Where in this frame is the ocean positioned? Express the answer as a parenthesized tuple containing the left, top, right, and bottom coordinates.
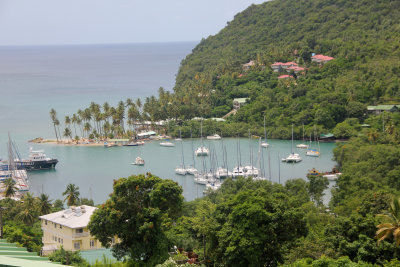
(0, 42, 337, 204)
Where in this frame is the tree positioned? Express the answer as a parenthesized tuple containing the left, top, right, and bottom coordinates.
(88, 173, 184, 266)
(376, 197, 400, 246)
(37, 194, 52, 215)
(307, 175, 329, 206)
(4, 178, 17, 198)
(53, 199, 64, 211)
(16, 193, 37, 226)
(49, 108, 59, 142)
(62, 184, 80, 207)
(79, 198, 94, 206)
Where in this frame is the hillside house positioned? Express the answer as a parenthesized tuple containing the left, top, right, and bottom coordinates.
(39, 205, 114, 255)
(278, 75, 292, 79)
(286, 66, 305, 73)
(271, 62, 298, 72)
(311, 54, 334, 64)
(233, 98, 249, 109)
(367, 105, 400, 115)
(242, 60, 255, 71)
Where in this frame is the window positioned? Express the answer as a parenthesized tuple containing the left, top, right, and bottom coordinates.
(74, 242, 80, 250)
(59, 225, 62, 229)
(54, 223, 57, 228)
(76, 228, 83, 234)
(61, 239, 63, 244)
(58, 238, 60, 243)
(90, 240, 95, 247)
(45, 220, 47, 225)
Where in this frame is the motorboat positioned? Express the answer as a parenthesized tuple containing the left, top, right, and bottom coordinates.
(160, 141, 175, 147)
(296, 143, 308, 149)
(14, 147, 58, 170)
(307, 168, 320, 176)
(261, 142, 269, 148)
(194, 146, 209, 156)
(124, 141, 138, 146)
(206, 134, 221, 140)
(131, 156, 145, 165)
(282, 153, 302, 163)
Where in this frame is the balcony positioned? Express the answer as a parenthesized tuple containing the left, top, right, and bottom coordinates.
(72, 232, 89, 238)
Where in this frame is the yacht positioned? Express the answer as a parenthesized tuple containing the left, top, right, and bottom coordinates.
(193, 172, 211, 185)
(131, 156, 145, 165)
(296, 124, 308, 149)
(160, 141, 175, 147)
(231, 166, 245, 178)
(14, 147, 58, 170)
(206, 134, 221, 140)
(186, 165, 198, 175)
(215, 167, 229, 179)
(175, 165, 187, 175)
(243, 165, 259, 177)
(306, 149, 320, 157)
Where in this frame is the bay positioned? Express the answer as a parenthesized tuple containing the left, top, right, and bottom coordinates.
(0, 42, 337, 204)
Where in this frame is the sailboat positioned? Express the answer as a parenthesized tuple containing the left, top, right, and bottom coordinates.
(296, 124, 308, 149)
(186, 131, 198, 175)
(282, 124, 302, 163)
(194, 120, 209, 156)
(243, 131, 259, 177)
(261, 116, 269, 148)
(132, 157, 145, 165)
(306, 127, 320, 157)
(253, 138, 267, 181)
(175, 129, 187, 175)
(160, 139, 175, 147)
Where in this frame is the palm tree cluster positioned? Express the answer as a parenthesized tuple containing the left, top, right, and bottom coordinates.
(376, 197, 400, 246)
(49, 84, 215, 142)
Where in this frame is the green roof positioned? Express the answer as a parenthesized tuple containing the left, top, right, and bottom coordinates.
(233, 98, 249, 104)
(367, 105, 400, 110)
(0, 239, 66, 266)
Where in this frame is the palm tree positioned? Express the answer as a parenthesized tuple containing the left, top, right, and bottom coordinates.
(376, 197, 400, 246)
(4, 178, 17, 198)
(49, 108, 59, 142)
(62, 184, 80, 206)
(16, 193, 37, 225)
(37, 193, 52, 215)
(63, 128, 72, 143)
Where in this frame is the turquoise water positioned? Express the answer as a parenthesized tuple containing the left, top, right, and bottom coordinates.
(0, 43, 337, 204)
(21, 138, 336, 203)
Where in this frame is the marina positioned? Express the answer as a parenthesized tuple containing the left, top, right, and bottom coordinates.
(1, 137, 337, 204)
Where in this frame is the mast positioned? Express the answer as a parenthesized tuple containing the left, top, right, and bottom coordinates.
(180, 129, 185, 167)
(291, 124, 294, 154)
(264, 116, 267, 143)
(268, 143, 271, 181)
(191, 130, 195, 168)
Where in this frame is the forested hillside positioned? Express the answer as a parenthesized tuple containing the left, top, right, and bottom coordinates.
(168, 0, 400, 137)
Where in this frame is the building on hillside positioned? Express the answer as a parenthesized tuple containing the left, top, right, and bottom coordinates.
(39, 205, 113, 255)
(278, 75, 292, 79)
(137, 131, 156, 139)
(367, 105, 400, 115)
(311, 54, 334, 64)
(233, 98, 249, 109)
(270, 62, 298, 72)
(242, 60, 255, 71)
(286, 66, 305, 73)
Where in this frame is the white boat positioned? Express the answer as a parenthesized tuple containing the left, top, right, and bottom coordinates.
(323, 173, 341, 181)
(206, 134, 221, 140)
(296, 143, 308, 149)
(160, 141, 175, 147)
(296, 124, 308, 149)
(215, 167, 229, 179)
(186, 165, 198, 175)
(262, 116, 269, 148)
(306, 149, 320, 157)
(231, 166, 245, 178)
(193, 173, 210, 185)
(283, 124, 302, 163)
(175, 138, 182, 141)
(194, 146, 209, 156)
(131, 157, 145, 165)
(175, 166, 187, 175)
(282, 153, 302, 163)
(204, 180, 222, 191)
(136, 141, 145, 146)
(243, 165, 259, 177)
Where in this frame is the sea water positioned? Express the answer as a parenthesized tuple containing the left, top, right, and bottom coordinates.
(0, 43, 337, 203)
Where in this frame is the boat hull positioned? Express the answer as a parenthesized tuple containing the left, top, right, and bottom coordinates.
(16, 159, 58, 170)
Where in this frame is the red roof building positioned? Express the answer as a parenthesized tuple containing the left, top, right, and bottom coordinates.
(311, 54, 334, 63)
(278, 75, 292, 79)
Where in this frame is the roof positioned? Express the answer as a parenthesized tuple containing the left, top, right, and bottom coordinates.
(39, 205, 97, 229)
(137, 131, 156, 137)
(367, 105, 400, 110)
(311, 54, 334, 61)
(287, 66, 305, 71)
(0, 239, 66, 266)
(271, 61, 298, 66)
(233, 98, 249, 104)
(278, 75, 291, 79)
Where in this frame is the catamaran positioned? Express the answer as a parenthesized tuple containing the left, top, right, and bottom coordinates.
(261, 116, 269, 148)
(175, 129, 187, 175)
(282, 124, 302, 163)
(194, 120, 209, 156)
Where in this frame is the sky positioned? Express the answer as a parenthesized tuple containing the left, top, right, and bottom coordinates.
(0, 0, 266, 46)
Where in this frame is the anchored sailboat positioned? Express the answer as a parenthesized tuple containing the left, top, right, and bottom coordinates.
(282, 124, 302, 163)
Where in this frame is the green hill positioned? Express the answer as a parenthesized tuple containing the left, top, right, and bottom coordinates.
(168, 0, 400, 137)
